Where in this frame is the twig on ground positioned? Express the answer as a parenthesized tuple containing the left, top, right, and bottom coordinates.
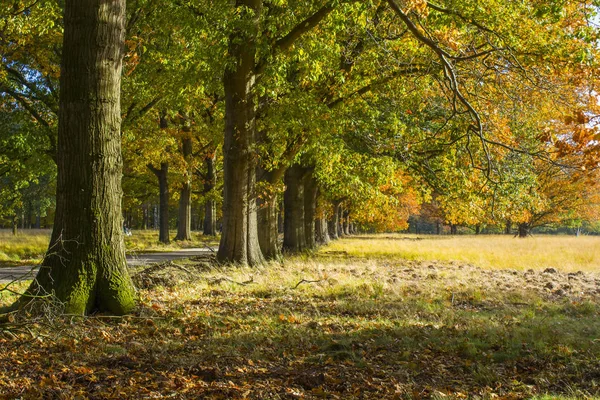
(203, 242, 216, 253)
(293, 278, 323, 289)
(170, 263, 193, 275)
(208, 276, 254, 286)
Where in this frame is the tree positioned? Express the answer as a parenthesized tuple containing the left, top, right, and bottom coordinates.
(8, 0, 136, 315)
(218, 1, 335, 265)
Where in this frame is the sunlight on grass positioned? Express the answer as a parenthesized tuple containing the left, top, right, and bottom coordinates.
(0, 229, 50, 263)
(321, 234, 600, 272)
(0, 229, 219, 265)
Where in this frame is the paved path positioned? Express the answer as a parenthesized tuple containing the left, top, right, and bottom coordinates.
(0, 248, 213, 283)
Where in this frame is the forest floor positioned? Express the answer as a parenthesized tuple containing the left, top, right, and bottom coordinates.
(1, 234, 599, 399)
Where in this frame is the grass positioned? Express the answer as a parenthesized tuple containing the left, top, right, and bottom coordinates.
(322, 234, 600, 272)
(0, 229, 219, 266)
(0, 229, 50, 264)
(1, 235, 599, 398)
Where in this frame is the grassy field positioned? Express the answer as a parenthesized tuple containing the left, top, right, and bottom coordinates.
(1, 234, 599, 398)
(322, 234, 600, 272)
(0, 229, 219, 266)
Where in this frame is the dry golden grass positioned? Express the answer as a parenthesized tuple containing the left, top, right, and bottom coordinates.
(0, 229, 50, 263)
(0, 229, 219, 265)
(321, 234, 600, 272)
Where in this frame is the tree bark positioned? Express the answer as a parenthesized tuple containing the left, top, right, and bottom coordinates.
(217, 0, 264, 265)
(328, 201, 341, 240)
(148, 162, 170, 244)
(343, 210, 351, 236)
(257, 169, 285, 260)
(337, 205, 345, 238)
(202, 154, 217, 236)
(316, 216, 330, 245)
(505, 220, 512, 235)
(11, 214, 17, 236)
(16, 0, 136, 315)
(283, 165, 307, 253)
(303, 171, 318, 250)
(517, 223, 530, 238)
(175, 121, 193, 241)
(450, 224, 458, 235)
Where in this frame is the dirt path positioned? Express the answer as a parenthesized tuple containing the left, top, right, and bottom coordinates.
(0, 248, 213, 283)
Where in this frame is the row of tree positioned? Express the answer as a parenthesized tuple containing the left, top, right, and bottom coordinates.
(1, 0, 599, 314)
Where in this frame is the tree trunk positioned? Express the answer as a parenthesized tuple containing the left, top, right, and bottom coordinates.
(450, 224, 458, 235)
(283, 165, 306, 253)
(16, 0, 135, 315)
(257, 194, 281, 260)
(505, 220, 512, 235)
(175, 122, 193, 241)
(303, 171, 317, 250)
(257, 169, 285, 260)
(217, 0, 264, 265)
(475, 225, 481, 235)
(148, 162, 170, 244)
(316, 216, 330, 244)
(11, 214, 17, 236)
(517, 223, 530, 238)
(337, 205, 345, 238)
(202, 154, 217, 236)
(278, 205, 284, 234)
(343, 210, 350, 236)
(328, 217, 338, 240)
(328, 201, 341, 240)
(141, 205, 148, 230)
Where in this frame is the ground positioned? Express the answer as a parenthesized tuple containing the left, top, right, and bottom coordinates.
(1, 234, 599, 399)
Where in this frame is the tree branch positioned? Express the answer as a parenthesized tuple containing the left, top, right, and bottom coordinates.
(255, 4, 335, 75)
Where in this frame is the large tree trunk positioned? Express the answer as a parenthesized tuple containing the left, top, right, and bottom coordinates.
(202, 154, 217, 236)
(175, 121, 193, 241)
(303, 171, 318, 250)
(148, 162, 170, 244)
(16, 0, 135, 315)
(283, 165, 306, 253)
(217, 0, 264, 265)
(505, 220, 512, 235)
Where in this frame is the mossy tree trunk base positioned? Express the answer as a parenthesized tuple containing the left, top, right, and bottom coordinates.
(13, 0, 136, 316)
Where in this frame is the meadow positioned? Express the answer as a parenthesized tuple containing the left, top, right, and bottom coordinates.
(323, 234, 600, 272)
(1, 233, 599, 398)
(0, 229, 219, 266)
